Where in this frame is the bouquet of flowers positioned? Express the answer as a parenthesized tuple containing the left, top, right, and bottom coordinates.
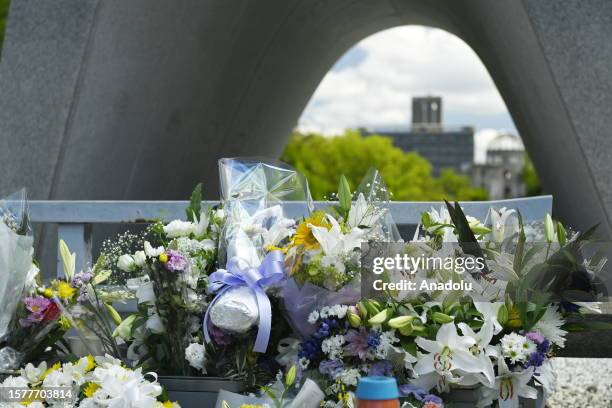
(0, 354, 180, 407)
(0, 189, 35, 339)
(280, 169, 401, 338)
(113, 184, 225, 375)
(0, 265, 68, 372)
(0, 190, 66, 371)
(53, 240, 132, 358)
(203, 158, 308, 387)
(286, 169, 398, 291)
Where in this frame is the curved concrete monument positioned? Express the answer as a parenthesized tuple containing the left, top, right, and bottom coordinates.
(0, 0, 611, 240)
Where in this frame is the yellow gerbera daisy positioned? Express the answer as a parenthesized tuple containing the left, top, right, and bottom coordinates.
(292, 212, 329, 250)
(54, 280, 76, 300)
(84, 355, 96, 372)
(83, 382, 100, 398)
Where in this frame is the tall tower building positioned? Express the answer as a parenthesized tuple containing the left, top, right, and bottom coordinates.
(412, 96, 442, 130)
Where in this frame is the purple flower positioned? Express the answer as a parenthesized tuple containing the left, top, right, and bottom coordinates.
(527, 351, 546, 368)
(344, 328, 380, 360)
(319, 359, 344, 378)
(423, 394, 444, 407)
(344, 328, 371, 359)
(23, 296, 52, 313)
(165, 250, 188, 272)
(19, 296, 54, 327)
(399, 384, 427, 400)
(71, 271, 93, 287)
(207, 321, 233, 345)
(369, 360, 393, 376)
(537, 339, 550, 354)
(526, 332, 545, 344)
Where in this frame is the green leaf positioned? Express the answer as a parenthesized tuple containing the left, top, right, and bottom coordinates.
(92, 269, 112, 285)
(556, 221, 567, 246)
(338, 175, 352, 215)
(113, 314, 137, 339)
(105, 303, 123, 325)
(59, 239, 76, 280)
(514, 211, 526, 274)
(186, 183, 203, 222)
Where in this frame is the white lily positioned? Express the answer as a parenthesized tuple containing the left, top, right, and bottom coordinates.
(458, 321, 496, 386)
(479, 358, 537, 408)
(347, 193, 386, 229)
(309, 215, 365, 260)
(262, 216, 295, 248)
(425, 206, 456, 242)
(20, 361, 47, 383)
(474, 302, 505, 335)
(489, 207, 517, 243)
(414, 323, 485, 392)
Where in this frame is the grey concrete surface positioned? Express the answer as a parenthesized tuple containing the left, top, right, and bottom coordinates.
(0, 0, 611, 243)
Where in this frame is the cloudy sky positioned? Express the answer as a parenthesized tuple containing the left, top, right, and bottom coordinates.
(297, 26, 519, 163)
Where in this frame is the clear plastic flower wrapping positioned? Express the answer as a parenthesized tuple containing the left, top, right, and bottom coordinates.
(0, 189, 34, 369)
(209, 158, 312, 334)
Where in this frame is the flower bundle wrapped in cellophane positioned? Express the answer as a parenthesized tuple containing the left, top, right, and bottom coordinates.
(0, 189, 65, 371)
(280, 168, 402, 338)
(203, 158, 310, 388)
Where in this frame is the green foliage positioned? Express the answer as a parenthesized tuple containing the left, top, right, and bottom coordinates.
(523, 153, 543, 196)
(0, 0, 10, 53)
(186, 182, 203, 222)
(281, 130, 487, 201)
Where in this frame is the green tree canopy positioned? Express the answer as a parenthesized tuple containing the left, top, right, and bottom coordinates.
(281, 130, 487, 201)
(0, 0, 9, 53)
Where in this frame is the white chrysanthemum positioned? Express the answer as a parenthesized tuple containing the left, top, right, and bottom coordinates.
(500, 333, 535, 364)
(87, 364, 162, 407)
(163, 220, 195, 238)
(308, 310, 320, 324)
(338, 368, 361, 386)
(330, 305, 348, 319)
(185, 342, 207, 374)
(321, 335, 345, 360)
(1, 375, 28, 388)
(533, 306, 567, 347)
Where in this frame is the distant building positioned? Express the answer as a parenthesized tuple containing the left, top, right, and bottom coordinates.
(472, 133, 525, 199)
(412, 96, 442, 130)
(365, 96, 474, 175)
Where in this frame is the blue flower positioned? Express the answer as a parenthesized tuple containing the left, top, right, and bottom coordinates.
(368, 360, 393, 376)
(319, 359, 344, 378)
(399, 384, 427, 400)
(527, 351, 546, 368)
(366, 330, 381, 348)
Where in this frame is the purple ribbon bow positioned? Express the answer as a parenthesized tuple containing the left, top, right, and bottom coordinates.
(204, 250, 285, 353)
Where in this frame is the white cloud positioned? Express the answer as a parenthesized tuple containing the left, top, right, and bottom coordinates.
(298, 26, 515, 134)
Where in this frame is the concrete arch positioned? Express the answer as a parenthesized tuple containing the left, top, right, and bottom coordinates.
(0, 0, 611, 239)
